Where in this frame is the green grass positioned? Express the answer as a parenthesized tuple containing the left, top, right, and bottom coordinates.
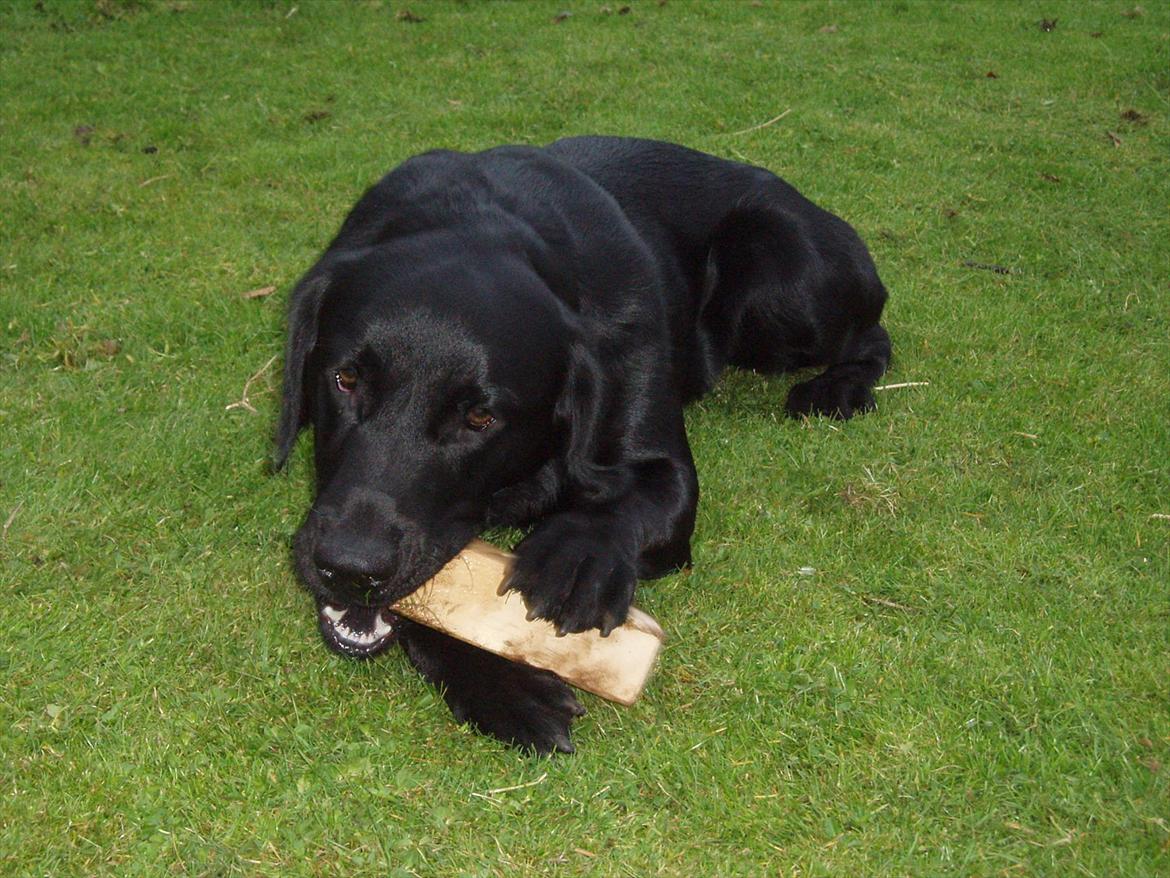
(2, 1, 1167, 875)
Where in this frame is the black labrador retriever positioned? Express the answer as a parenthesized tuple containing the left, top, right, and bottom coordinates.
(276, 136, 890, 753)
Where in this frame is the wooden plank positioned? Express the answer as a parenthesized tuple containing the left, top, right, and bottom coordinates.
(392, 540, 664, 705)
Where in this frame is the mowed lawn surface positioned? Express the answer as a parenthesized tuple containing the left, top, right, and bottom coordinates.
(1, 2, 1167, 875)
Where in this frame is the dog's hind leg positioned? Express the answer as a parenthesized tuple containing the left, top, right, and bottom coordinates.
(701, 200, 891, 420)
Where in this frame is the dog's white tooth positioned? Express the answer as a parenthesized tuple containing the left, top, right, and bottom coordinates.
(325, 608, 393, 649)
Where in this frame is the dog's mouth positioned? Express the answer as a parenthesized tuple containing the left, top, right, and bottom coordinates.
(316, 599, 400, 658)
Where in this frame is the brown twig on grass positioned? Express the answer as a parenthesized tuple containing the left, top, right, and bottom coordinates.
(225, 354, 279, 414)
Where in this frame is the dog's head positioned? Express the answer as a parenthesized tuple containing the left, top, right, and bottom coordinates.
(275, 236, 616, 656)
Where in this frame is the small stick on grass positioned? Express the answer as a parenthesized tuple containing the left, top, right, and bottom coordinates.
(225, 354, 279, 413)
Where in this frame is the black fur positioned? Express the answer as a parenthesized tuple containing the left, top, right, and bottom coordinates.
(277, 137, 890, 753)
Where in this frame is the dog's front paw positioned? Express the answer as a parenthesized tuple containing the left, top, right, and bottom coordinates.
(504, 514, 637, 637)
(785, 374, 876, 420)
(445, 660, 586, 754)
(398, 620, 586, 753)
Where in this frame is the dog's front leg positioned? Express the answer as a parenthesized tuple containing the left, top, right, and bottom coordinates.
(504, 450, 697, 637)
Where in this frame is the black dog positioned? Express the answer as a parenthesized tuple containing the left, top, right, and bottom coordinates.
(276, 137, 890, 753)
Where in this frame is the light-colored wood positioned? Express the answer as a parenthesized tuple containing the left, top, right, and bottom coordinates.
(391, 540, 664, 705)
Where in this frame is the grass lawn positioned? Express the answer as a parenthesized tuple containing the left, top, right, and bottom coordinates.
(2, 1, 1167, 875)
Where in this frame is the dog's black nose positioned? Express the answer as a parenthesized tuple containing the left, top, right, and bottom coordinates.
(312, 529, 400, 603)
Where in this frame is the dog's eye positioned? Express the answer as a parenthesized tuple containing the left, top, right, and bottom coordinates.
(335, 367, 358, 394)
(465, 406, 496, 432)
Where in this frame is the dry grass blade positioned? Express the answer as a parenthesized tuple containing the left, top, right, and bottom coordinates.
(861, 594, 918, 612)
(225, 354, 279, 413)
(3, 500, 23, 541)
(470, 772, 548, 800)
(728, 108, 792, 136)
(874, 381, 930, 391)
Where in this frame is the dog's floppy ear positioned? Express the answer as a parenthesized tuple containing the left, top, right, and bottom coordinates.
(555, 340, 630, 504)
(274, 271, 330, 470)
